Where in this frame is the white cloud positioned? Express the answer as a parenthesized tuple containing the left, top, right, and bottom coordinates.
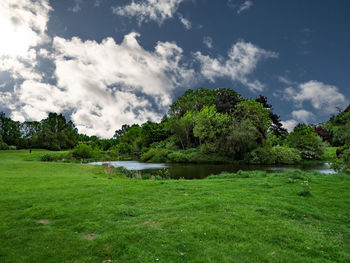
(178, 14, 191, 30)
(0, 0, 51, 58)
(228, 0, 253, 14)
(11, 33, 195, 138)
(285, 80, 347, 114)
(113, 0, 184, 25)
(291, 109, 314, 123)
(0, 1, 279, 138)
(203, 36, 213, 49)
(0, 0, 51, 87)
(237, 0, 253, 14)
(281, 119, 298, 133)
(194, 40, 277, 92)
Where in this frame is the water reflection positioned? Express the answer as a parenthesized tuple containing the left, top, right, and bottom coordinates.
(88, 161, 336, 179)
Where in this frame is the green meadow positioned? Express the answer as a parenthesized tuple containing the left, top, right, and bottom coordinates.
(0, 150, 349, 263)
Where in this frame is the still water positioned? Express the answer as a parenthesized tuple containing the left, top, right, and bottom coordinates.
(88, 161, 336, 179)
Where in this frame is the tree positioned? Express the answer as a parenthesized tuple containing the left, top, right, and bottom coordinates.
(324, 111, 350, 147)
(286, 124, 324, 160)
(0, 112, 21, 146)
(234, 99, 271, 143)
(214, 88, 242, 113)
(40, 113, 78, 150)
(114, 124, 131, 139)
(255, 95, 287, 138)
(193, 105, 229, 153)
(141, 121, 169, 148)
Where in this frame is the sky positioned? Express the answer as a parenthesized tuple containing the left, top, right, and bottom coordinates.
(0, 0, 349, 138)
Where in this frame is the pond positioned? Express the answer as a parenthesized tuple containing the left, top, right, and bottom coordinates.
(88, 161, 336, 179)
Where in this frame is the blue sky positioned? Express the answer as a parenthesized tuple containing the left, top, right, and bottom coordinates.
(0, 0, 349, 137)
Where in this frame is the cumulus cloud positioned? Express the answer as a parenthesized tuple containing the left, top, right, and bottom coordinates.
(285, 80, 347, 114)
(194, 40, 278, 92)
(0, 0, 51, 58)
(281, 119, 298, 133)
(291, 109, 314, 124)
(11, 33, 195, 137)
(113, 0, 185, 25)
(0, 0, 279, 138)
(203, 36, 213, 49)
(0, 0, 51, 84)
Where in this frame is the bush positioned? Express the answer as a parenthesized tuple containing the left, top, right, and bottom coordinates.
(248, 147, 276, 164)
(286, 124, 324, 160)
(72, 144, 95, 159)
(8, 145, 17, 150)
(331, 148, 350, 173)
(40, 154, 56, 162)
(248, 146, 301, 164)
(273, 146, 301, 164)
(0, 142, 9, 150)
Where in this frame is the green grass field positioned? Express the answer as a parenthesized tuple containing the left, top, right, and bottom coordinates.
(0, 150, 349, 262)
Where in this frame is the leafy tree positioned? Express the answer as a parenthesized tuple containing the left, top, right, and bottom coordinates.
(166, 115, 195, 149)
(114, 124, 131, 139)
(214, 88, 242, 113)
(193, 105, 229, 152)
(221, 119, 261, 158)
(286, 124, 324, 160)
(119, 124, 142, 154)
(0, 112, 21, 146)
(234, 99, 271, 143)
(141, 121, 169, 147)
(169, 88, 217, 117)
(40, 113, 78, 150)
(255, 95, 287, 138)
(324, 111, 350, 146)
(20, 121, 42, 148)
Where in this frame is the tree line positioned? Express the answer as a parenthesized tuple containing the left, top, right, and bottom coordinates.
(1, 88, 349, 168)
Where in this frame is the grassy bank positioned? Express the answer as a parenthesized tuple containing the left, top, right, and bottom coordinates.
(0, 150, 349, 262)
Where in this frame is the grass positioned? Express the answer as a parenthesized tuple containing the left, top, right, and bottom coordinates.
(0, 150, 350, 262)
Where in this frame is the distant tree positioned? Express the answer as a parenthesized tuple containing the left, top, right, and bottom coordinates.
(20, 121, 42, 148)
(114, 124, 131, 139)
(40, 113, 78, 150)
(141, 121, 169, 148)
(0, 112, 21, 146)
(255, 95, 287, 138)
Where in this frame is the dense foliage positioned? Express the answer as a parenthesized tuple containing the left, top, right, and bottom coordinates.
(3, 88, 347, 165)
(0, 112, 78, 150)
(285, 124, 324, 160)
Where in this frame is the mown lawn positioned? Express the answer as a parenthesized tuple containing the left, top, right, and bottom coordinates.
(0, 150, 349, 263)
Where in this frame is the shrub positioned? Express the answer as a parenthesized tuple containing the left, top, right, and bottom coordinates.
(248, 146, 301, 164)
(331, 148, 350, 173)
(8, 145, 17, 150)
(248, 147, 276, 164)
(286, 124, 324, 160)
(273, 146, 301, 164)
(72, 144, 95, 159)
(0, 142, 9, 150)
(41, 154, 56, 162)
